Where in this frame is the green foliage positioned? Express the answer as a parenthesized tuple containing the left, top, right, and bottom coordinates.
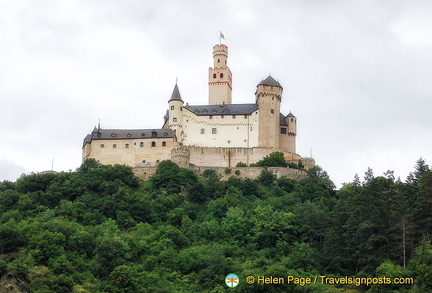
(236, 161, 247, 167)
(251, 151, 287, 167)
(0, 158, 430, 292)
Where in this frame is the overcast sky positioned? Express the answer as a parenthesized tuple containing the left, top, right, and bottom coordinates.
(1, 0, 431, 187)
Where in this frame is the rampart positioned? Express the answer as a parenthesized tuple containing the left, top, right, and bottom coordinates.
(132, 165, 308, 181)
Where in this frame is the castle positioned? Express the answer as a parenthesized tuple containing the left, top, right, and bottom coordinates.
(82, 42, 314, 173)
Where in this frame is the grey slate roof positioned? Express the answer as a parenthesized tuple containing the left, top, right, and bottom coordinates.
(258, 76, 283, 88)
(168, 84, 183, 102)
(280, 113, 288, 126)
(185, 103, 258, 115)
(83, 128, 175, 148)
(286, 111, 296, 118)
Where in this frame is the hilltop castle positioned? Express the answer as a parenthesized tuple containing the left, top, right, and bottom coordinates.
(82, 43, 314, 171)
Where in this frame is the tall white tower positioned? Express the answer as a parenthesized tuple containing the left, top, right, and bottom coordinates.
(208, 44, 232, 105)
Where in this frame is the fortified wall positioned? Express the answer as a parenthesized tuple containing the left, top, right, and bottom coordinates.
(132, 165, 309, 181)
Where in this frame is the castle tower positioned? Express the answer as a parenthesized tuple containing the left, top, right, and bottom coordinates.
(280, 112, 297, 153)
(208, 44, 232, 105)
(167, 83, 184, 142)
(256, 76, 283, 149)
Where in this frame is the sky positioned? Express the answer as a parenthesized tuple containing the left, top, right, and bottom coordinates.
(1, 0, 431, 187)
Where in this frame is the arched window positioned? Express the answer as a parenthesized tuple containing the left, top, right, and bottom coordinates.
(213, 73, 216, 78)
(162, 141, 166, 147)
(140, 142, 144, 147)
(113, 144, 117, 148)
(151, 141, 156, 147)
(220, 73, 224, 78)
(101, 144, 104, 148)
(125, 144, 129, 148)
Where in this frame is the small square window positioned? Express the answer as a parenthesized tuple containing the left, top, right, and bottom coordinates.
(209, 115, 213, 119)
(232, 115, 236, 119)
(201, 128, 205, 134)
(125, 144, 129, 148)
(173, 117, 177, 122)
(170, 105, 174, 110)
(281, 128, 287, 134)
(212, 128, 217, 134)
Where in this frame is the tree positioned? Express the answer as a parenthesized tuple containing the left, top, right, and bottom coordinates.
(251, 152, 287, 167)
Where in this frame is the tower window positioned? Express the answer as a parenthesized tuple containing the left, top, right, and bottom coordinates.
(151, 141, 156, 147)
(281, 128, 287, 134)
(220, 73, 224, 78)
(218, 59, 220, 63)
(213, 73, 216, 78)
(232, 115, 236, 119)
(162, 141, 166, 147)
(271, 109, 275, 114)
(209, 115, 213, 119)
(221, 115, 224, 119)
(201, 128, 205, 134)
(171, 105, 174, 110)
(291, 118, 294, 122)
(173, 117, 177, 122)
(244, 115, 247, 119)
(212, 128, 217, 134)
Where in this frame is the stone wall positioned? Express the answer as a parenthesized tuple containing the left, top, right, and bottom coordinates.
(132, 165, 308, 181)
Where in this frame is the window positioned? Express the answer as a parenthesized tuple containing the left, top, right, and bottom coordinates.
(140, 142, 144, 147)
(127, 133, 131, 137)
(221, 115, 224, 119)
(170, 105, 174, 110)
(113, 144, 117, 148)
(217, 59, 220, 63)
(162, 141, 166, 147)
(212, 128, 217, 134)
(201, 128, 205, 134)
(244, 115, 247, 119)
(209, 115, 213, 119)
(173, 117, 177, 122)
(220, 73, 224, 78)
(151, 141, 156, 147)
(281, 128, 287, 134)
(125, 144, 129, 148)
(291, 118, 294, 122)
(271, 109, 274, 114)
(213, 73, 216, 78)
(101, 144, 104, 148)
(232, 115, 236, 119)
(111, 133, 117, 137)
(228, 140, 230, 143)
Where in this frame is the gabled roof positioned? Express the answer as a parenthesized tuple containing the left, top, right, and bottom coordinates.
(185, 103, 258, 116)
(168, 83, 183, 102)
(258, 75, 283, 89)
(83, 128, 175, 148)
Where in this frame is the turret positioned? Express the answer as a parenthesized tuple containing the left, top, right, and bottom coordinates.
(256, 76, 283, 149)
(167, 83, 184, 142)
(280, 111, 296, 153)
(208, 44, 233, 105)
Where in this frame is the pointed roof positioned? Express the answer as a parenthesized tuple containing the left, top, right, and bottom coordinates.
(168, 83, 183, 102)
(286, 111, 296, 118)
(258, 75, 283, 89)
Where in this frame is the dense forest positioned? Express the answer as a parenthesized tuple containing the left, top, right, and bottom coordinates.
(0, 157, 431, 292)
